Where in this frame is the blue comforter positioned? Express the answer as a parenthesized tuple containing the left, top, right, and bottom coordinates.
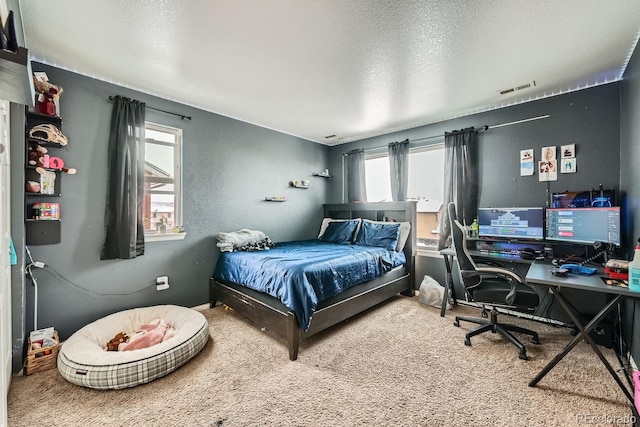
(212, 240, 406, 331)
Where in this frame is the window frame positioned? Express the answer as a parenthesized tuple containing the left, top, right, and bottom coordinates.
(364, 142, 445, 252)
(143, 121, 184, 240)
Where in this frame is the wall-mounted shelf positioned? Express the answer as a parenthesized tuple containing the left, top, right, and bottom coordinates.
(290, 181, 309, 189)
(0, 47, 35, 106)
(25, 220, 61, 245)
(24, 108, 67, 245)
(265, 196, 286, 202)
(312, 172, 332, 178)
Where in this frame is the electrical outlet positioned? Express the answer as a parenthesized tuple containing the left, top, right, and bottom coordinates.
(156, 276, 169, 291)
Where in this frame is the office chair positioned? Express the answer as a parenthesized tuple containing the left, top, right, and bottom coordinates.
(447, 202, 540, 360)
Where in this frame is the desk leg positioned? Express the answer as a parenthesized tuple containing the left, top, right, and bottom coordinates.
(441, 254, 456, 317)
(529, 289, 633, 403)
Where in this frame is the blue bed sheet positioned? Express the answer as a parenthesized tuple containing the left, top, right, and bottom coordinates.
(212, 240, 406, 331)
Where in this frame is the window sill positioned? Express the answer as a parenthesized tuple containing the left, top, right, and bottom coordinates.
(145, 232, 187, 242)
(416, 247, 442, 258)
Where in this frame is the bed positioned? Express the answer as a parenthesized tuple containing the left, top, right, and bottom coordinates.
(210, 201, 417, 360)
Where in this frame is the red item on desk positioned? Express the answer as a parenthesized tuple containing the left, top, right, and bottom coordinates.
(604, 267, 628, 280)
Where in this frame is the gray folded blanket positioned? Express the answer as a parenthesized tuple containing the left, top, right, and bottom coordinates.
(217, 229, 275, 252)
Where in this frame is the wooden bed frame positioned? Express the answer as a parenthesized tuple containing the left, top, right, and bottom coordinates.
(209, 201, 417, 360)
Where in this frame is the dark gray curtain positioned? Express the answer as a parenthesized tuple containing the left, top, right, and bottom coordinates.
(388, 139, 410, 201)
(101, 96, 146, 260)
(346, 149, 367, 202)
(438, 127, 479, 250)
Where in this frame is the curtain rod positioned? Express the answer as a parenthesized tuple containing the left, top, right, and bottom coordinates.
(108, 96, 192, 121)
(408, 114, 550, 143)
(343, 114, 550, 154)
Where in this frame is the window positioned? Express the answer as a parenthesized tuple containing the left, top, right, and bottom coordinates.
(365, 144, 444, 249)
(143, 122, 182, 234)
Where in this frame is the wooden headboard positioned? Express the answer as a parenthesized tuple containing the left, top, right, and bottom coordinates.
(322, 201, 417, 278)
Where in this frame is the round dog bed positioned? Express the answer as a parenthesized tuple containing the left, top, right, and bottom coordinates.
(57, 305, 209, 389)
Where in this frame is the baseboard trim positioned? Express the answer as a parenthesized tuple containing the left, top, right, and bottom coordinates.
(191, 303, 211, 312)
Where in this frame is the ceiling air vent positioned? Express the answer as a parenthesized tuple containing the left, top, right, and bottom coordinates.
(499, 80, 536, 95)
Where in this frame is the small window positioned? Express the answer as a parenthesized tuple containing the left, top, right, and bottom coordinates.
(143, 122, 182, 234)
(365, 144, 444, 250)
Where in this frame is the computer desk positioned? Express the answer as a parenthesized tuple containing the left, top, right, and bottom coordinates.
(525, 261, 639, 404)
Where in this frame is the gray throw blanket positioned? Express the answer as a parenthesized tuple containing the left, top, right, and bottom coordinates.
(216, 229, 275, 252)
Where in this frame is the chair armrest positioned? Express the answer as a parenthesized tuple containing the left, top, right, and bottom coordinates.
(474, 266, 524, 284)
(462, 267, 523, 306)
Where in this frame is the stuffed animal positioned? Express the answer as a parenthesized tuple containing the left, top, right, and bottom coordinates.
(28, 145, 77, 175)
(33, 77, 63, 116)
(105, 332, 129, 352)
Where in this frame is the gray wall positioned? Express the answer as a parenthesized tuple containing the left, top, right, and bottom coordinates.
(620, 39, 640, 362)
(10, 63, 330, 371)
(327, 84, 621, 212)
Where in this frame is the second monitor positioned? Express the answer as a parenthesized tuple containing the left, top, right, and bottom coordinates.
(545, 207, 621, 246)
(478, 207, 544, 241)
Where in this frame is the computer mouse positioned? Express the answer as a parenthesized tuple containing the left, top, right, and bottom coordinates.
(550, 267, 569, 277)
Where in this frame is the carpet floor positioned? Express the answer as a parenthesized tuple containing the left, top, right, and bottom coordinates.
(7, 296, 635, 426)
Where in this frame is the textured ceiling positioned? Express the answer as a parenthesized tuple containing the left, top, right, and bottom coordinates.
(19, 0, 640, 145)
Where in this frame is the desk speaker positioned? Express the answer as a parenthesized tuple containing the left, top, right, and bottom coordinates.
(588, 320, 613, 349)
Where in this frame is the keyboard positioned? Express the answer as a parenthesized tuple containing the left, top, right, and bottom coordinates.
(476, 243, 541, 259)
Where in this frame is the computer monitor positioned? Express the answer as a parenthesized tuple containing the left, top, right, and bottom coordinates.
(552, 189, 615, 208)
(545, 207, 621, 246)
(477, 207, 544, 240)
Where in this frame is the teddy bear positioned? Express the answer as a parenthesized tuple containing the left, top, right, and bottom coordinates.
(28, 145, 77, 175)
(105, 332, 129, 351)
(33, 77, 63, 116)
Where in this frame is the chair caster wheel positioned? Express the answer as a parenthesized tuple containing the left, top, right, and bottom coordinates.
(464, 338, 471, 346)
(481, 311, 488, 318)
(453, 321, 460, 327)
(519, 352, 528, 360)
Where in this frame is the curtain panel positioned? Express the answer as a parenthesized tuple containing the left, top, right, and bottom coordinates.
(388, 139, 410, 201)
(438, 127, 479, 250)
(101, 96, 146, 260)
(346, 149, 367, 202)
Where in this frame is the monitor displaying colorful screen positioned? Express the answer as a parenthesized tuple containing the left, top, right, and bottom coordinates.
(552, 190, 615, 208)
(477, 207, 544, 240)
(545, 207, 621, 246)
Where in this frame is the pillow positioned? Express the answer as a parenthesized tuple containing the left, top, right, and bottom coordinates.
(318, 218, 361, 240)
(360, 220, 411, 252)
(355, 221, 401, 251)
(318, 220, 359, 244)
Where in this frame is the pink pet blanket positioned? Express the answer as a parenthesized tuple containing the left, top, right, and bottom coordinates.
(120, 319, 176, 351)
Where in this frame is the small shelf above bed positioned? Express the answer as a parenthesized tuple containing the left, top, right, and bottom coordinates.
(312, 172, 332, 178)
(289, 181, 309, 189)
(265, 196, 286, 202)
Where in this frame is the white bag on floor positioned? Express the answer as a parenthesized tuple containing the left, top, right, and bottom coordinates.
(418, 275, 451, 310)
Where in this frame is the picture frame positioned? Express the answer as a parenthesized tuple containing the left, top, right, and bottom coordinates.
(561, 144, 575, 158)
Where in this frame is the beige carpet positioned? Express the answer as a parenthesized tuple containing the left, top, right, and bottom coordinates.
(7, 297, 635, 426)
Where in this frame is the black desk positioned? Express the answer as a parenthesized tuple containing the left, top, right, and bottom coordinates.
(525, 261, 640, 404)
(439, 247, 534, 317)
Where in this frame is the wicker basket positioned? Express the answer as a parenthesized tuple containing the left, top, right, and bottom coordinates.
(24, 331, 59, 375)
